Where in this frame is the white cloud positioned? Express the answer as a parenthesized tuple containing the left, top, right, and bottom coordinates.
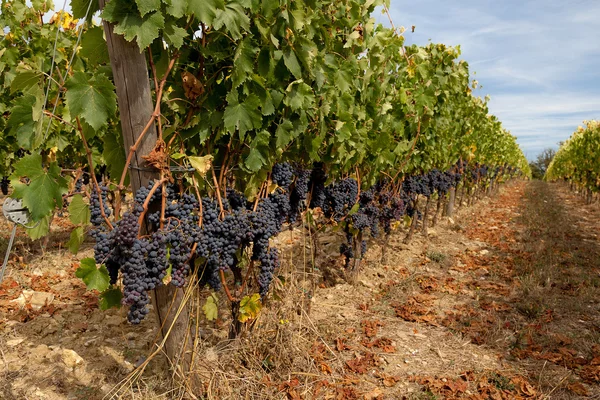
(377, 0, 600, 158)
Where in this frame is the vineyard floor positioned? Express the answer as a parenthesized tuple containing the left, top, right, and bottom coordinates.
(1, 180, 600, 399)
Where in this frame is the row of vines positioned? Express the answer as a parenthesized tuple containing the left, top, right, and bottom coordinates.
(546, 120, 600, 203)
(0, 0, 530, 389)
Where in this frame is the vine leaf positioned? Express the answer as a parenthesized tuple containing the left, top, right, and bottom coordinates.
(68, 226, 86, 254)
(80, 26, 110, 65)
(283, 50, 302, 79)
(187, 0, 224, 25)
(10, 70, 43, 94)
(163, 23, 187, 49)
(7, 93, 43, 150)
(26, 215, 51, 240)
(99, 287, 123, 310)
(135, 0, 160, 17)
(238, 293, 262, 323)
(102, 0, 165, 50)
(69, 194, 91, 225)
(75, 258, 110, 292)
(103, 129, 128, 186)
(244, 130, 270, 172)
(203, 293, 219, 321)
(224, 93, 262, 139)
(71, 0, 100, 20)
(188, 155, 213, 177)
(212, 0, 250, 40)
(10, 154, 68, 221)
(65, 72, 117, 131)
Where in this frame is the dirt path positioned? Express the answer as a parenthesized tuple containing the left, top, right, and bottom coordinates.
(1, 181, 600, 399)
(275, 180, 600, 399)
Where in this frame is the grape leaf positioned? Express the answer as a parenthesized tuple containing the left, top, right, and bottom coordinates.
(10, 70, 43, 94)
(244, 130, 271, 172)
(212, 1, 250, 40)
(188, 155, 213, 176)
(187, 0, 224, 25)
(65, 72, 117, 131)
(68, 194, 90, 225)
(163, 23, 187, 49)
(99, 287, 123, 310)
(203, 293, 219, 321)
(102, 129, 128, 186)
(75, 258, 110, 292)
(10, 154, 68, 221)
(26, 215, 51, 240)
(68, 226, 85, 254)
(283, 49, 302, 79)
(102, 0, 165, 50)
(238, 293, 262, 323)
(71, 0, 99, 20)
(7, 93, 43, 150)
(80, 27, 110, 65)
(165, 0, 186, 18)
(135, 0, 160, 17)
(223, 93, 262, 139)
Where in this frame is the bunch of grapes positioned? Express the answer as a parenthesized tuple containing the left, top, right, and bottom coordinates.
(289, 167, 311, 223)
(90, 186, 112, 227)
(1, 176, 9, 195)
(309, 163, 327, 210)
(323, 178, 358, 221)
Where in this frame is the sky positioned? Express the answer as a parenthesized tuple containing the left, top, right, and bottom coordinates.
(376, 0, 600, 160)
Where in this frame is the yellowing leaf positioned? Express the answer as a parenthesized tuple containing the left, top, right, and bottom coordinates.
(238, 293, 262, 323)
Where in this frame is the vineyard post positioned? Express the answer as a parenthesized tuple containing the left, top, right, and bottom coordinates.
(446, 186, 456, 218)
(99, 0, 192, 374)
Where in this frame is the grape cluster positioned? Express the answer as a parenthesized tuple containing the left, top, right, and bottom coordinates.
(1, 176, 9, 195)
(90, 186, 112, 227)
(272, 162, 294, 189)
(289, 168, 311, 223)
(309, 163, 327, 210)
(323, 178, 358, 221)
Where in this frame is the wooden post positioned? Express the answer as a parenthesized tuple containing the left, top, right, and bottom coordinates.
(99, 0, 192, 375)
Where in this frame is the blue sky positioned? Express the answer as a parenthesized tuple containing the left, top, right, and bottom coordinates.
(376, 0, 600, 160)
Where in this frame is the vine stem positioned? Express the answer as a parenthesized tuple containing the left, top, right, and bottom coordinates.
(220, 269, 235, 302)
(211, 167, 225, 218)
(75, 117, 113, 230)
(238, 260, 255, 297)
(137, 178, 168, 235)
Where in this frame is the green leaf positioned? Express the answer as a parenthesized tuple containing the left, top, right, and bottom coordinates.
(75, 258, 110, 292)
(68, 195, 90, 225)
(10, 71, 42, 94)
(275, 120, 294, 148)
(71, 0, 100, 20)
(187, 0, 224, 25)
(7, 93, 43, 150)
(99, 287, 123, 310)
(10, 155, 68, 221)
(165, 0, 186, 17)
(231, 37, 257, 88)
(224, 94, 262, 139)
(163, 24, 187, 49)
(68, 226, 86, 254)
(102, 129, 128, 186)
(212, 1, 249, 40)
(203, 293, 219, 321)
(244, 130, 271, 172)
(26, 215, 51, 240)
(238, 293, 262, 323)
(102, 1, 165, 49)
(283, 50, 302, 79)
(65, 72, 117, 131)
(135, 0, 160, 16)
(80, 27, 110, 65)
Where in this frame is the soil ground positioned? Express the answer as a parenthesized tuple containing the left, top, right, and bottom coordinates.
(1, 180, 599, 399)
